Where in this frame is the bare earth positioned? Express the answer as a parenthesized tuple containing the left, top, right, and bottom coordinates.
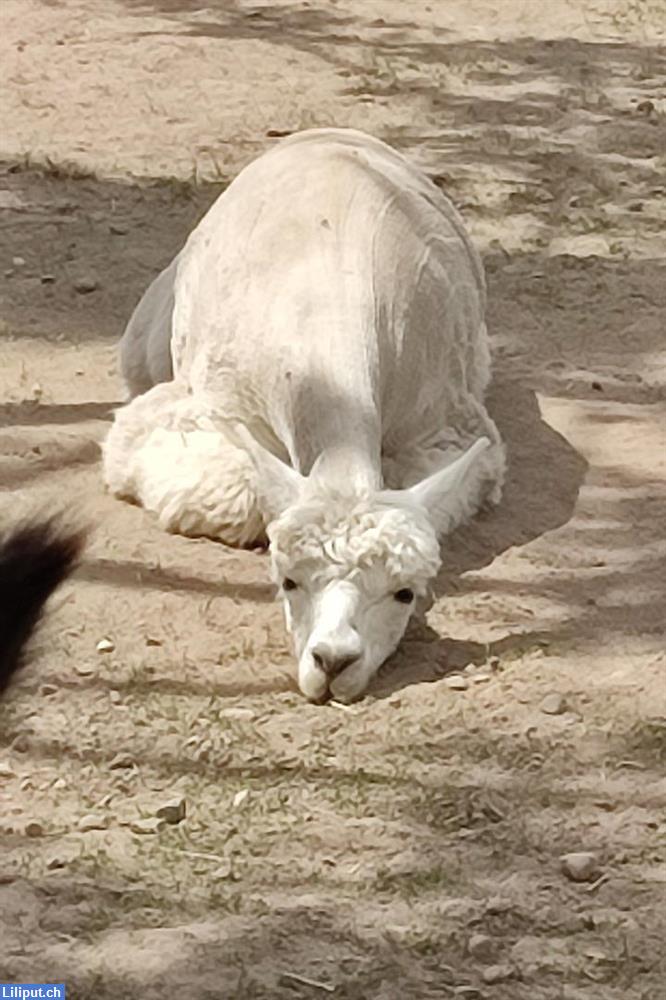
(1, 2, 665, 998)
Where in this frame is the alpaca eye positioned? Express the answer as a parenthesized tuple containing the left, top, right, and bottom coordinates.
(394, 588, 414, 604)
(283, 578, 298, 592)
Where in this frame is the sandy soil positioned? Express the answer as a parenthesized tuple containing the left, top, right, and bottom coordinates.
(1, 2, 665, 998)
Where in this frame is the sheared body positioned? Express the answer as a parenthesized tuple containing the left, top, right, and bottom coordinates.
(104, 128, 504, 701)
(172, 128, 494, 490)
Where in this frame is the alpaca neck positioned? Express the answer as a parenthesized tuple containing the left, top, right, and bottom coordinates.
(303, 442, 382, 493)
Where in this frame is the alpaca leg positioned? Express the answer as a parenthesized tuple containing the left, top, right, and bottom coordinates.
(102, 382, 186, 500)
(135, 427, 266, 546)
(102, 384, 265, 547)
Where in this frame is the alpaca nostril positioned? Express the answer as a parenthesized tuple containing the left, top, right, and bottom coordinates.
(311, 649, 360, 679)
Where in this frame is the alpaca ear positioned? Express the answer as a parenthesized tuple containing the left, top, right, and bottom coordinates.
(406, 437, 490, 528)
(228, 423, 304, 522)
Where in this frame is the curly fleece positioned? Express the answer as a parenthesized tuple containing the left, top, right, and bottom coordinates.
(268, 486, 441, 593)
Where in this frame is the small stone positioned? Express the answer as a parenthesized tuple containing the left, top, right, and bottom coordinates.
(78, 813, 109, 832)
(109, 222, 128, 235)
(96, 637, 115, 654)
(482, 964, 514, 984)
(11, 734, 30, 753)
(73, 275, 98, 294)
(109, 690, 122, 705)
(485, 897, 511, 915)
(472, 672, 492, 684)
(130, 817, 166, 835)
(444, 674, 469, 691)
(109, 752, 134, 770)
(210, 859, 233, 880)
(74, 663, 94, 677)
(25, 821, 44, 838)
(0, 873, 18, 884)
(233, 789, 250, 808)
(46, 855, 67, 870)
(40, 683, 58, 696)
(468, 934, 495, 962)
(52, 777, 67, 790)
(145, 636, 162, 646)
(560, 852, 600, 883)
(0, 761, 16, 778)
(540, 693, 567, 715)
(219, 708, 254, 721)
(155, 798, 186, 824)
(40, 273, 55, 284)
(12, 256, 26, 267)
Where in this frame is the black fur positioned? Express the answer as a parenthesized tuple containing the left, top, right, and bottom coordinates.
(0, 519, 85, 695)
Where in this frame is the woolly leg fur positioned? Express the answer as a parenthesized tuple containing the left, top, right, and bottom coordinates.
(102, 383, 266, 547)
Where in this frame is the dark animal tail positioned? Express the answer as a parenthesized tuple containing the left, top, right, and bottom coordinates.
(0, 518, 86, 695)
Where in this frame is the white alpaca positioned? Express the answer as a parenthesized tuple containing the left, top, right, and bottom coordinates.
(103, 128, 506, 702)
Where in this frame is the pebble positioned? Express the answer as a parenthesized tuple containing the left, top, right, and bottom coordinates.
(130, 817, 166, 835)
(210, 859, 233, 880)
(233, 789, 250, 808)
(40, 273, 55, 284)
(74, 663, 94, 677)
(482, 965, 514, 985)
(25, 821, 44, 838)
(155, 798, 186, 824)
(109, 690, 122, 705)
(40, 684, 58, 696)
(444, 675, 469, 691)
(78, 813, 109, 832)
(468, 933, 495, 962)
(11, 734, 30, 753)
(46, 855, 68, 870)
(0, 761, 16, 778)
(109, 752, 134, 770)
(52, 777, 67, 790)
(219, 707, 254, 721)
(560, 852, 600, 883)
(540, 692, 567, 715)
(485, 897, 511, 915)
(109, 222, 128, 235)
(12, 256, 26, 267)
(96, 637, 115, 654)
(73, 275, 98, 294)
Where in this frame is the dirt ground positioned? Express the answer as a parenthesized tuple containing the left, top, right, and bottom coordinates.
(1, 1, 665, 998)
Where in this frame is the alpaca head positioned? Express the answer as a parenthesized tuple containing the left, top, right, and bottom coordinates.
(240, 431, 489, 702)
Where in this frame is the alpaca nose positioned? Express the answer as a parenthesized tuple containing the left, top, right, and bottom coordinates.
(311, 647, 360, 679)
